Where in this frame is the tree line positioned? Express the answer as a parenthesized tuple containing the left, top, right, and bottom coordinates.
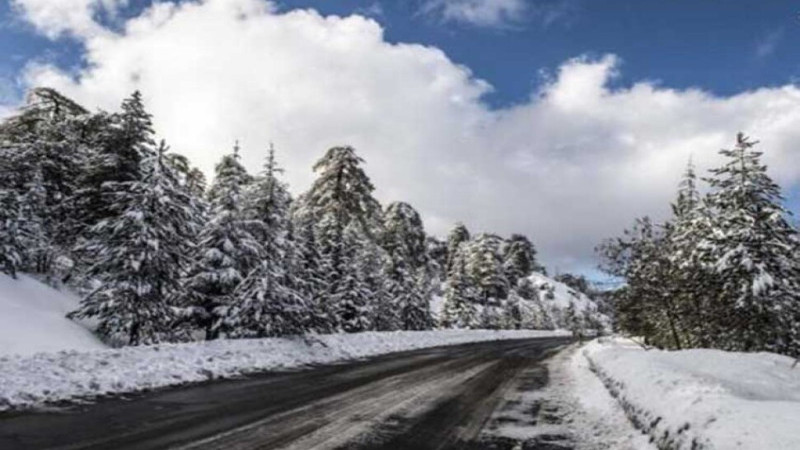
(598, 133, 800, 357)
(0, 88, 591, 346)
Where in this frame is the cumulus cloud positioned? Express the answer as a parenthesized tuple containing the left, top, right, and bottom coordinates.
(11, 0, 800, 272)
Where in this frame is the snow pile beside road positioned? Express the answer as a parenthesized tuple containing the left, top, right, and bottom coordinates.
(0, 273, 105, 356)
(583, 337, 800, 449)
(0, 329, 568, 411)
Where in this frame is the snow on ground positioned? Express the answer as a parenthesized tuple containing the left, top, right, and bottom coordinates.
(0, 329, 568, 412)
(479, 342, 652, 450)
(0, 273, 105, 356)
(583, 337, 800, 450)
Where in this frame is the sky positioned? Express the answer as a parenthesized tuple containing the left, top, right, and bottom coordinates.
(1, 0, 799, 277)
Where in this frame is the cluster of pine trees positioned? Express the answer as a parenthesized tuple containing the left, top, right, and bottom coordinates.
(598, 133, 800, 357)
(0, 88, 559, 346)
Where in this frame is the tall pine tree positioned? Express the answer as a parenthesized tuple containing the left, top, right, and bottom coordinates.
(184, 143, 261, 340)
(71, 141, 200, 346)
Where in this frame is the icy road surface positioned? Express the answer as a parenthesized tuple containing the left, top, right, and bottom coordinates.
(0, 337, 571, 450)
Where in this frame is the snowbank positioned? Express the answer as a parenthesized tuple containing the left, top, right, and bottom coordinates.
(0, 329, 568, 411)
(583, 337, 800, 449)
(0, 273, 105, 356)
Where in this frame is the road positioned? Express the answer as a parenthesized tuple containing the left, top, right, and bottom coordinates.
(0, 337, 572, 450)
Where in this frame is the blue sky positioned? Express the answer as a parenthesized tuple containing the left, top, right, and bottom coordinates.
(1, 0, 799, 273)
(3, 1, 799, 106)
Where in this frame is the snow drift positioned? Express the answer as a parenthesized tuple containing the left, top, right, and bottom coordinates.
(583, 337, 800, 450)
(0, 273, 105, 356)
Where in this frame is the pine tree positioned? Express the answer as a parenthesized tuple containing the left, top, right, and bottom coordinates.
(184, 143, 261, 340)
(381, 202, 432, 330)
(0, 189, 25, 279)
(445, 223, 470, 274)
(331, 224, 376, 332)
(465, 233, 509, 306)
(77, 91, 157, 231)
(502, 234, 540, 286)
(668, 159, 716, 347)
(295, 146, 383, 331)
(441, 246, 478, 328)
(697, 133, 800, 355)
(70, 141, 199, 346)
(225, 144, 307, 337)
(0, 88, 93, 277)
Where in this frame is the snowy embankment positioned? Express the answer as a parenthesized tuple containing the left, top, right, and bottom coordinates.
(583, 337, 800, 450)
(0, 329, 568, 411)
(0, 274, 105, 356)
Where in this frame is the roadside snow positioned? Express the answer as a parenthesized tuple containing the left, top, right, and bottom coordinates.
(480, 342, 653, 450)
(0, 329, 568, 411)
(0, 273, 105, 356)
(583, 337, 800, 449)
(561, 344, 655, 449)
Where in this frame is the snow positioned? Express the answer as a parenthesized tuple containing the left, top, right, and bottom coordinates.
(480, 343, 653, 450)
(527, 271, 600, 315)
(431, 271, 611, 329)
(0, 329, 568, 411)
(582, 337, 800, 449)
(0, 273, 105, 356)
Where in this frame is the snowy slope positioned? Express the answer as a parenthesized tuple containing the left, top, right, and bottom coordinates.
(0, 274, 105, 356)
(0, 329, 568, 411)
(583, 337, 800, 449)
(431, 272, 610, 330)
(527, 272, 600, 315)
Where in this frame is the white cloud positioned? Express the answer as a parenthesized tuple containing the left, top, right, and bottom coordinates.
(12, 0, 800, 272)
(420, 0, 527, 28)
(11, 0, 127, 39)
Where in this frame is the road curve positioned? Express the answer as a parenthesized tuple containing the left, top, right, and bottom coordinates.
(0, 337, 571, 450)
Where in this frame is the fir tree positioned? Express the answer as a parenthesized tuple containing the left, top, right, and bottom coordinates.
(698, 133, 800, 355)
(295, 146, 383, 331)
(0, 189, 25, 279)
(502, 234, 540, 286)
(381, 202, 432, 330)
(445, 223, 470, 274)
(225, 144, 307, 337)
(77, 91, 157, 230)
(466, 233, 510, 305)
(441, 246, 478, 328)
(184, 143, 261, 340)
(71, 141, 199, 346)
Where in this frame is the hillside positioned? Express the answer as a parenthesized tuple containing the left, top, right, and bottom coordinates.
(0, 274, 105, 356)
(431, 271, 611, 330)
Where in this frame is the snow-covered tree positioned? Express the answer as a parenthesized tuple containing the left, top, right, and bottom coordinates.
(70, 141, 200, 346)
(465, 233, 509, 305)
(225, 144, 308, 337)
(184, 143, 261, 340)
(76, 91, 161, 240)
(0, 189, 25, 279)
(668, 159, 717, 347)
(445, 223, 470, 274)
(381, 202, 432, 330)
(294, 146, 383, 331)
(697, 133, 800, 355)
(502, 234, 540, 285)
(441, 246, 478, 328)
(0, 88, 94, 277)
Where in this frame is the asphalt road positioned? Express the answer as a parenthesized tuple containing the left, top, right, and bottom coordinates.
(0, 336, 572, 450)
